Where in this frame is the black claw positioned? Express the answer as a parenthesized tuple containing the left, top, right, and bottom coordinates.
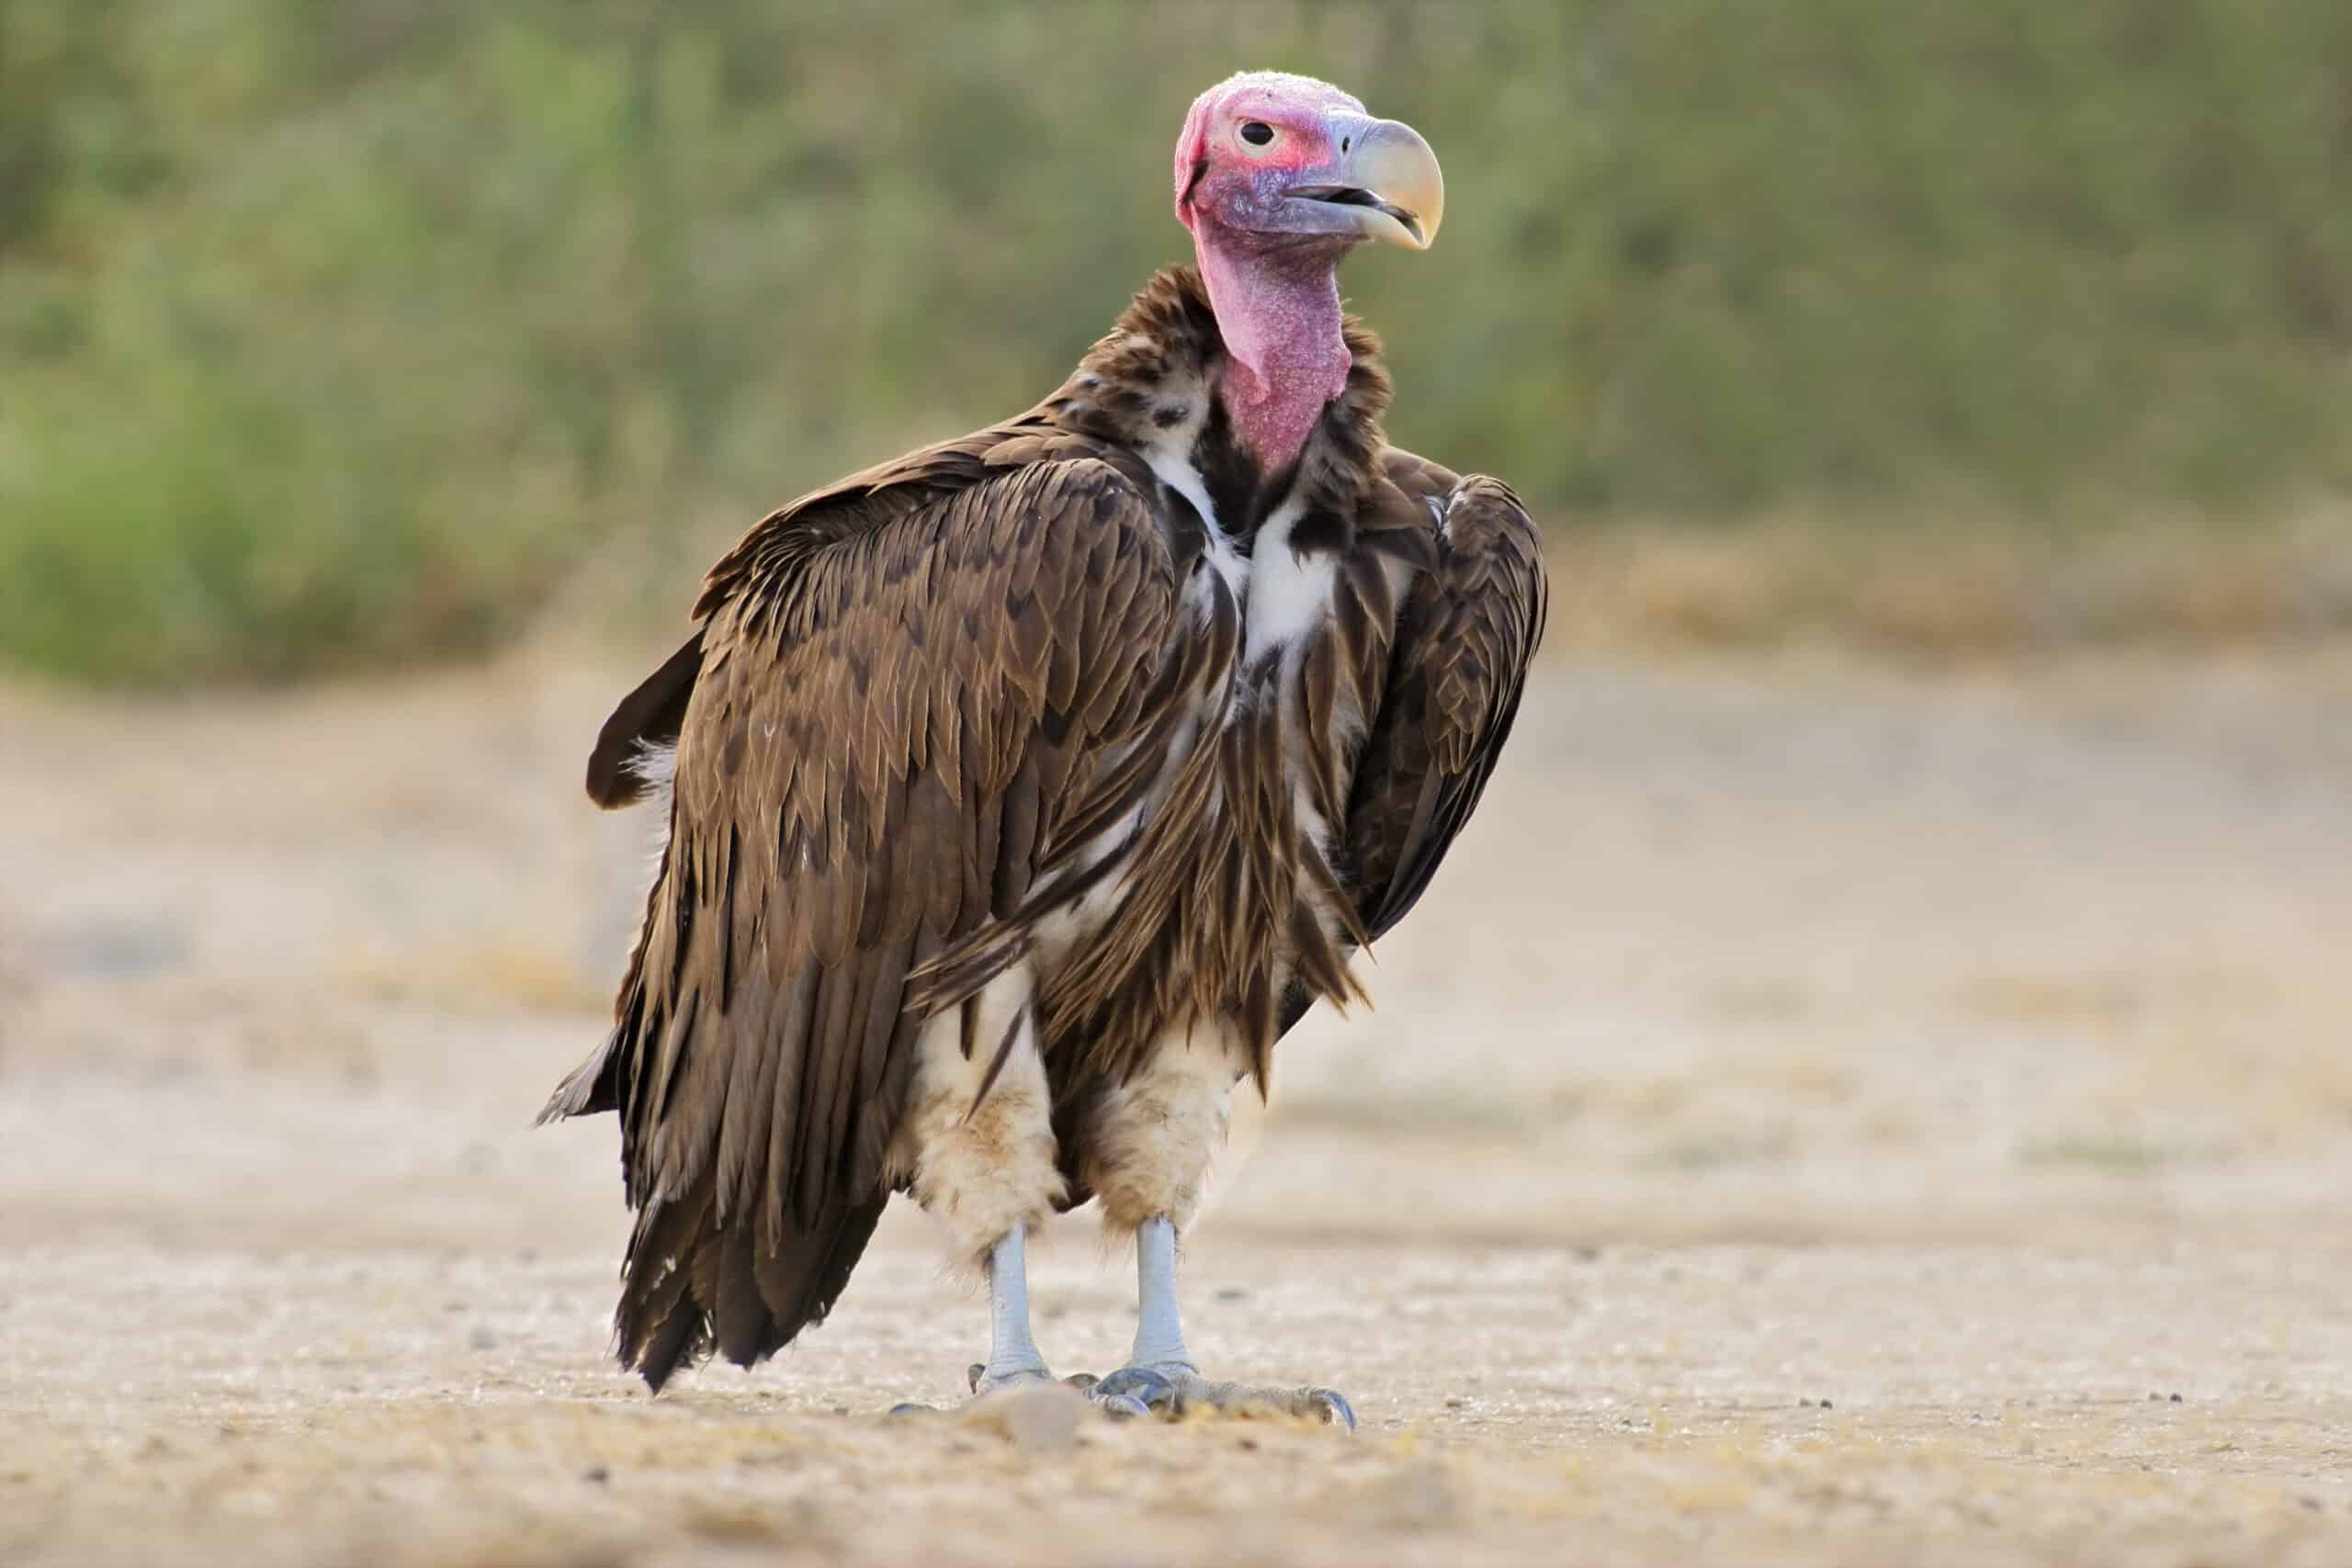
(967, 1362, 988, 1394)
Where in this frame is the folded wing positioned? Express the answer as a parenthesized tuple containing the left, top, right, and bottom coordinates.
(1338, 458, 1548, 945)
(546, 448, 1190, 1388)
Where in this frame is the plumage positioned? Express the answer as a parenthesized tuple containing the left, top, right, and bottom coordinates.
(544, 72, 1544, 1397)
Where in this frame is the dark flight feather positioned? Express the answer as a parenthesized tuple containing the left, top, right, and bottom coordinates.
(586, 631, 705, 808)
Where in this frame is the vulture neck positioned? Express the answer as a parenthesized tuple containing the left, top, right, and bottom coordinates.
(1192, 226, 1352, 475)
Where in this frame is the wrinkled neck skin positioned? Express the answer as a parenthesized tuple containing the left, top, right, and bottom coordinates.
(1193, 223, 1352, 475)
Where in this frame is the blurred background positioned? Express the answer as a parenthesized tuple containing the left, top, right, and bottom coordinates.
(6, 5, 2352, 1562)
(6, 0, 2352, 685)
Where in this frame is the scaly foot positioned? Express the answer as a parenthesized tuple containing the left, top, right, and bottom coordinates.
(1089, 1360, 1355, 1428)
(1086, 1218, 1356, 1428)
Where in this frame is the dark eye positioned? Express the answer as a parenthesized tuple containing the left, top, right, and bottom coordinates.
(1239, 120, 1275, 147)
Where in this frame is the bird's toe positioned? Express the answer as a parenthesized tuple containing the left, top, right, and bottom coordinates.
(1170, 1373, 1358, 1428)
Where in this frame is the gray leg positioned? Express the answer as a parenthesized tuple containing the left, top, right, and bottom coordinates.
(1127, 1215, 1196, 1372)
(894, 1225, 1056, 1413)
(971, 1224, 1051, 1392)
(911, 1225, 1145, 1418)
(1092, 1216, 1355, 1428)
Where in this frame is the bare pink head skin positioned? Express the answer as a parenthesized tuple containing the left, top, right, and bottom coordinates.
(1173, 72, 1445, 472)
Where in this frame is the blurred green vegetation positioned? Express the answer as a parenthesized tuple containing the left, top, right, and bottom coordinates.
(1, 0, 2346, 684)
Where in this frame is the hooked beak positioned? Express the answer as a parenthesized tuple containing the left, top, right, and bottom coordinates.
(1288, 114, 1445, 250)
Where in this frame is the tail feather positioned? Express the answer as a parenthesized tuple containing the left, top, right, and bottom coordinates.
(635, 1294, 711, 1394)
(716, 1219, 785, 1368)
(616, 1178, 887, 1393)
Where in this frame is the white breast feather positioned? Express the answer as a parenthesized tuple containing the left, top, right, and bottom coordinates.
(1241, 497, 1335, 663)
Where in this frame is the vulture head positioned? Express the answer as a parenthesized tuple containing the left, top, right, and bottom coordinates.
(1170, 72, 1443, 468)
(1172, 72, 1444, 254)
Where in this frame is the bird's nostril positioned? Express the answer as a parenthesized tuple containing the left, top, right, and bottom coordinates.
(1340, 137, 1351, 153)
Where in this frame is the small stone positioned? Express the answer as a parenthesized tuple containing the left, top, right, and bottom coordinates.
(2170, 1393, 2183, 1403)
(965, 1382, 1085, 1451)
(582, 1465, 609, 1484)
(1216, 1287, 1250, 1302)
(49, 916, 188, 979)
(468, 1326, 497, 1351)
(1444, 1396, 1466, 1409)
(1819, 1399, 1833, 1410)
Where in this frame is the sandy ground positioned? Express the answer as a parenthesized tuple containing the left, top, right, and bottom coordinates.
(5, 639, 2352, 1565)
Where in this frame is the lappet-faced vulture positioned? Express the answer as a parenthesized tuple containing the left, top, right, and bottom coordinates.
(543, 70, 1546, 1423)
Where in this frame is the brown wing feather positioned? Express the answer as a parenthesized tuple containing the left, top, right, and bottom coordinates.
(585, 630, 705, 808)
(1338, 455, 1548, 946)
(548, 452, 1187, 1389)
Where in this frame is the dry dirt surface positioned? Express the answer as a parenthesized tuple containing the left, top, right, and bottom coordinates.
(5, 641, 2352, 1566)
